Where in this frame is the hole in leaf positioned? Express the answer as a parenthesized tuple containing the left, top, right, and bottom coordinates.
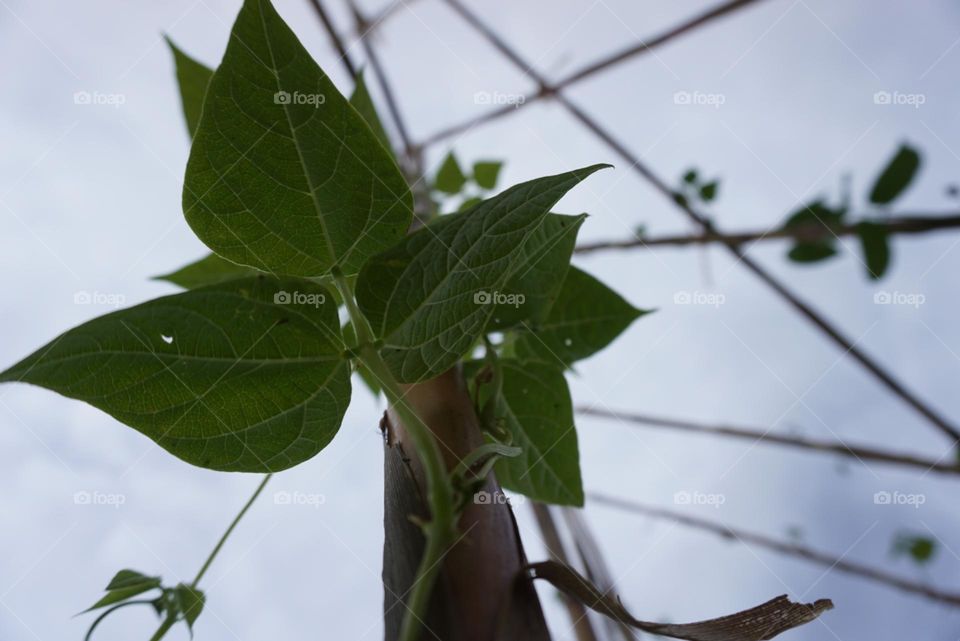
(161, 334, 174, 345)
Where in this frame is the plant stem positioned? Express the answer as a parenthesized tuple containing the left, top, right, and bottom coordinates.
(148, 474, 272, 641)
(331, 268, 457, 641)
(148, 616, 176, 641)
(192, 474, 273, 587)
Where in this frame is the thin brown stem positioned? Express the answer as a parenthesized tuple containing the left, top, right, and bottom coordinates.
(590, 492, 960, 608)
(532, 503, 601, 641)
(305, 0, 357, 78)
(575, 214, 960, 253)
(419, 0, 769, 148)
(441, 0, 960, 443)
(579, 407, 960, 476)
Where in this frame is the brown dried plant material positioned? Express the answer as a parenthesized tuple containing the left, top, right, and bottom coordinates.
(529, 561, 833, 641)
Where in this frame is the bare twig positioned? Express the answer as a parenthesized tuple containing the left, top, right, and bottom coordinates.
(419, 0, 769, 148)
(579, 407, 960, 476)
(532, 503, 602, 641)
(589, 492, 960, 608)
(440, 0, 960, 442)
(575, 214, 960, 253)
(305, 0, 357, 78)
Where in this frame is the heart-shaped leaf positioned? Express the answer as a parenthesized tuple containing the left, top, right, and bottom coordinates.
(165, 37, 213, 138)
(516, 266, 647, 368)
(356, 165, 607, 382)
(183, 0, 412, 277)
(0, 277, 351, 472)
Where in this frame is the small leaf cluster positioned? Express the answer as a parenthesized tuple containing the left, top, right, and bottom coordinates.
(82, 570, 204, 640)
(432, 150, 504, 213)
(783, 143, 921, 279)
(675, 167, 720, 208)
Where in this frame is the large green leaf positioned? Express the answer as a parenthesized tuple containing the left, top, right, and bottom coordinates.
(183, 0, 412, 278)
(485, 360, 582, 505)
(348, 69, 391, 152)
(0, 277, 351, 472)
(165, 37, 214, 138)
(869, 144, 921, 205)
(356, 165, 607, 382)
(487, 213, 586, 330)
(515, 266, 647, 368)
(153, 253, 259, 289)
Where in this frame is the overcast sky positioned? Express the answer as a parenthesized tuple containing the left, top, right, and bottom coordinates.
(2, 0, 960, 639)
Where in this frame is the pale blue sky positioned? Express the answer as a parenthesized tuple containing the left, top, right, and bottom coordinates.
(2, 0, 960, 639)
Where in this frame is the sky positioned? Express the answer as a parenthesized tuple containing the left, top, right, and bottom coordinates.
(2, 0, 960, 639)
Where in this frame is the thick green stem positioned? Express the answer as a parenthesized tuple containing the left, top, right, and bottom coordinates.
(331, 268, 457, 641)
(148, 616, 176, 641)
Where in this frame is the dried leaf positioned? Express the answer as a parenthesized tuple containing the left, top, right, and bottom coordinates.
(528, 561, 832, 641)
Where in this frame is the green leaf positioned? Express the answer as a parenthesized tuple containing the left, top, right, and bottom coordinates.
(682, 169, 698, 184)
(86, 570, 161, 611)
(892, 534, 936, 565)
(480, 360, 582, 505)
(787, 243, 837, 263)
(869, 144, 921, 205)
(472, 161, 503, 190)
(857, 221, 890, 279)
(356, 165, 608, 382)
(174, 584, 205, 631)
(0, 277, 351, 472)
(153, 253, 260, 289)
(348, 69, 391, 152)
(183, 0, 412, 278)
(165, 37, 214, 138)
(699, 180, 718, 202)
(783, 201, 844, 265)
(434, 151, 467, 194)
(487, 213, 586, 331)
(515, 266, 647, 368)
(457, 196, 484, 212)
